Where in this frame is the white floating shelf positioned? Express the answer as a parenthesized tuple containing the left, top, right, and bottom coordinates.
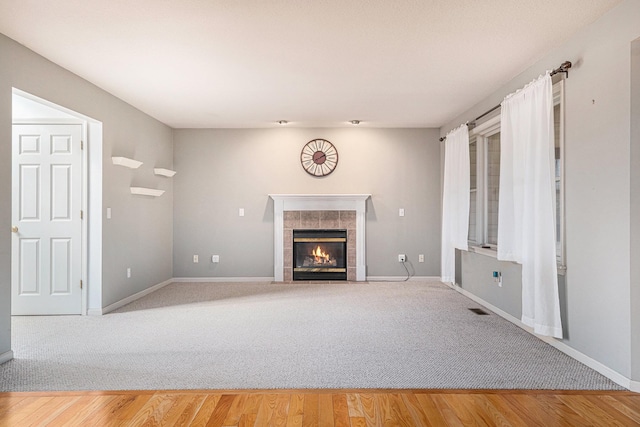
(154, 168, 177, 177)
(112, 156, 143, 169)
(130, 187, 165, 197)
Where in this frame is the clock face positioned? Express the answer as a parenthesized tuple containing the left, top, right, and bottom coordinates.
(300, 138, 338, 177)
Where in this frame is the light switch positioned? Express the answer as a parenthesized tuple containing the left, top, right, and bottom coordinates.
(239, 208, 245, 217)
(107, 207, 112, 219)
(399, 208, 405, 217)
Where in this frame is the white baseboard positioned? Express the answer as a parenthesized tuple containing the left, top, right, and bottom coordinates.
(89, 278, 174, 315)
(172, 277, 275, 283)
(0, 350, 14, 365)
(446, 282, 637, 391)
(367, 276, 441, 282)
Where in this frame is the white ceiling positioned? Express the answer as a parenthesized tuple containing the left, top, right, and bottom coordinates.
(0, 0, 621, 129)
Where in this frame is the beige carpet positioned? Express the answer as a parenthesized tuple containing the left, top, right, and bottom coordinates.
(0, 281, 623, 391)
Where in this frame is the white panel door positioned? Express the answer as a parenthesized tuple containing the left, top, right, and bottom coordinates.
(12, 124, 83, 315)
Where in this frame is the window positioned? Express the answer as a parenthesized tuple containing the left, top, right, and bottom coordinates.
(467, 81, 565, 268)
(554, 81, 565, 267)
(468, 137, 477, 244)
(467, 114, 500, 248)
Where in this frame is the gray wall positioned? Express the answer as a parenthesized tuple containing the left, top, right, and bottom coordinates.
(442, 0, 640, 379)
(631, 37, 640, 382)
(173, 128, 441, 278)
(0, 31, 174, 360)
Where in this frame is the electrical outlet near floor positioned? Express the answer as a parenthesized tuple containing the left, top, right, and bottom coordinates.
(418, 254, 424, 263)
(398, 254, 406, 262)
(193, 255, 199, 263)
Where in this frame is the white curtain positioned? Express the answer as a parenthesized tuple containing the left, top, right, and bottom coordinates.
(498, 73, 562, 338)
(441, 124, 470, 284)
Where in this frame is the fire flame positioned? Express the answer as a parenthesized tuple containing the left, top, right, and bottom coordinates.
(312, 245, 330, 262)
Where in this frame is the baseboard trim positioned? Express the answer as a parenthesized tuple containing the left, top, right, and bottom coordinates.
(366, 276, 441, 282)
(90, 278, 174, 316)
(0, 350, 14, 365)
(446, 282, 636, 391)
(172, 277, 275, 283)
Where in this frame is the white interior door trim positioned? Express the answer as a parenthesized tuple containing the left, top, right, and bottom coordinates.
(12, 88, 103, 315)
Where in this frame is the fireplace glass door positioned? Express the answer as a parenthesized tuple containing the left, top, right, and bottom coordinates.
(293, 229, 347, 280)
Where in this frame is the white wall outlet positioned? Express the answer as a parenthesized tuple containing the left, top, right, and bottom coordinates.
(239, 208, 245, 217)
(399, 208, 405, 217)
(126, 268, 131, 278)
(212, 255, 220, 263)
(193, 255, 199, 263)
(398, 254, 406, 262)
(106, 207, 112, 219)
(418, 254, 424, 263)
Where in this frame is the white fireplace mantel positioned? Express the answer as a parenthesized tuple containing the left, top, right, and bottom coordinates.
(269, 194, 371, 281)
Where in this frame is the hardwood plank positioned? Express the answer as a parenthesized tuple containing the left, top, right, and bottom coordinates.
(503, 394, 557, 426)
(599, 395, 640, 424)
(190, 394, 223, 427)
(400, 393, 431, 426)
(302, 393, 319, 427)
(86, 394, 138, 426)
(414, 393, 451, 427)
(534, 394, 593, 426)
(244, 394, 264, 415)
(0, 396, 55, 425)
(173, 394, 208, 427)
(388, 393, 416, 426)
(223, 394, 248, 426)
(205, 394, 237, 427)
(114, 394, 155, 423)
(239, 413, 258, 427)
(286, 394, 305, 427)
(484, 394, 529, 427)
(557, 394, 629, 427)
(468, 393, 521, 427)
(345, 393, 364, 418)
(349, 417, 367, 427)
(359, 393, 382, 426)
(46, 396, 118, 427)
(0, 396, 28, 415)
(332, 393, 350, 427)
(583, 394, 640, 426)
(439, 394, 492, 427)
(16, 395, 80, 426)
(160, 393, 205, 426)
(429, 394, 466, 427)
(318, 394, 334, 427)
(128, 393, 182, 427)
(255, 393, 290, 427)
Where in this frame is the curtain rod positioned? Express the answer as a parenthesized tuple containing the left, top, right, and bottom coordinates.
(439, 60, 572, 142)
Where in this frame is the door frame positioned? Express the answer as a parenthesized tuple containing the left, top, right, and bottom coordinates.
(12, 88, 103, 315)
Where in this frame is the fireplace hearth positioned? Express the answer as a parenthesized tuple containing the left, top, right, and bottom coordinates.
(293, 229, 347, 280)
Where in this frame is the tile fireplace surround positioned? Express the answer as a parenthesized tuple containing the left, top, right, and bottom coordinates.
(269, 194, 370, 281)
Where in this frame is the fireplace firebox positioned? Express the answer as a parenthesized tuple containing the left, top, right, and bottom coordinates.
(293, 229, 347, 280)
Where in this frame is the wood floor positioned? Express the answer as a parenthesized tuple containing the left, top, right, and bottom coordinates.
(1, 389, 639, 426)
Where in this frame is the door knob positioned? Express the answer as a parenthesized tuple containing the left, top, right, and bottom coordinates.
(11, 226, 18, 233)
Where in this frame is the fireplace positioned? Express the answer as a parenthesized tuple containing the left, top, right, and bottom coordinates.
(293, 229, 347, 280)
(269, 194, 370, 281)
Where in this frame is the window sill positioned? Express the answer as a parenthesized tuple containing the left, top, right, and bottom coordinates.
(467, 246, 567, 276)
(468, 245, 498, 258)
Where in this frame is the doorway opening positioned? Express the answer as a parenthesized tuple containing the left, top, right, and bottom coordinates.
(11, 89, 103, 315)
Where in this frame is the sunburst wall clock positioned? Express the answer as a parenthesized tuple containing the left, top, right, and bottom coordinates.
(300, 138, 338, 177)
